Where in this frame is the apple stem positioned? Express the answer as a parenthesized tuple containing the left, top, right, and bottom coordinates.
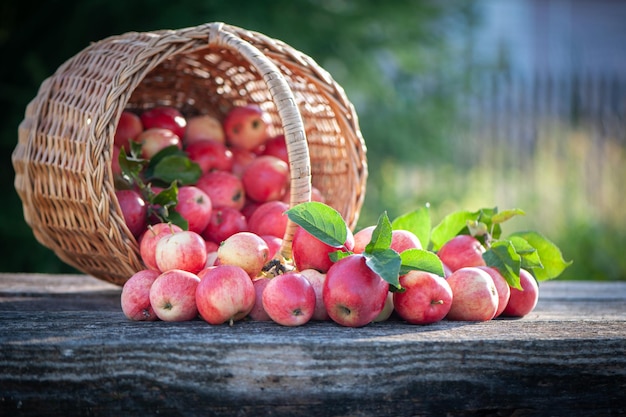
(431, 300, 444, 305)
(229, 317, 234, 327)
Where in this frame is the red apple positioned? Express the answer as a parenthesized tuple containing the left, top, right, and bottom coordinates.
(323, 254, 389, 327)
(195, 265, 256, 325)
(262, 271, 316, 326)
(476, 266, 511, 318)
(140, 106, 187, 139)
(242, 155, 290, 203)
(437, 235, 486, 272)
(446, 267, 499, 321)
(139, 222, 184, 270)
(262, 134, 288, 164)
(230, 146, 257, 178)
(249, 277, 272, 321)
(120, 269, 161, 321)
(184, 140, 233, 173)
(175, 185, 213, 234)
(136, 128, 182, 159)
(111, 146, 122, 178)
(299, 268, 329, 321)
(292, 225, 355, 273)
(501, 268, 539, 317)
(216, 231, 270, 277)
(393, 271, 453, 325)
(247, 200, 289, 239)
(204, 240, 220, 268)
(183, 114, 225, 145)
(149, 269, 201, 322)
(196, 170, 245, 210)
(115, 189, 147, 239)
(223, 104, 272, 151)
(114, 111, 143, 150)
(261, 235, 283, 260)
(155, 230, 207, 274)
(201, 207, 248, 244)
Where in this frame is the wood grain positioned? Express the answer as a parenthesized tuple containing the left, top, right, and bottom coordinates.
(1, 274, 625, 416)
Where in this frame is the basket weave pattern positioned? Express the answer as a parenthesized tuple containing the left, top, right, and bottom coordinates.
(12, 22, 367, 285)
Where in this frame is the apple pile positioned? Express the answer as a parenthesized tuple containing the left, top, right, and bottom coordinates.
(113, 104, 571, 328)
(120, 199, 571, 327)
(112, 104, 326, 263)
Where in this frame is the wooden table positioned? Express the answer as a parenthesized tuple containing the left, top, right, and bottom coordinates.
(1, 273, 625, 416)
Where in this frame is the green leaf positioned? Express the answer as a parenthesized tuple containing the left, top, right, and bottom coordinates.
(430, 209, 479, 250)
(163, 209, 188, 231)
(508, 235, 543, 270)
(491, 208, 526, 225)
(365, 212, 393, 253)
(483, 240, 522, 289)
(329, 250, 352, 263)
(150, 155, 201, 186)
(399, 248, 445, 277)
(391, 204, 431, 249)
(285, 202, 348, 248)
(118, 146, 146, 184)
(509, 231, 573, 281)
(152, 183, 179, 208)
(364, 248, 402, 291)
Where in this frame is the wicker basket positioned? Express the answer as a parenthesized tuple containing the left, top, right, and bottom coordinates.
(12, 22, 367, 286)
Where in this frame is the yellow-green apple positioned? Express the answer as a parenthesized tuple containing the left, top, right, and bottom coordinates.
(155, 230, 207, 274)
(140, 106, 186, 139)
(501, 268, 539, 317)
(373, 292, 395, 322)
(136, 128, 182, 159)
(242, 155, 290, 203)
(149, 269, 201, 322)
(120, 269, 161, 321)
(393, 271, 453, 324)
(139, 222, 184, 270)
(299, 268, 329, 321)
(184, 140, 233, 173)
(292, 225, 355, 273)
(195, 265, 256, 325)
(249, 277, 272, 321)
(353, 226, 422, 254)
(216, 231, 270, 277)
(262, 271, 316, 326)
(114, 110, 143, 150)
(223, 104, 272, 151)
(196, 170, 245, 211)
(323, 254, 389, 327)
(476, 266, 511, 318)
(446, 267, 498, 321)
(183, 114, 224, 145)
(201, 207, 248, 245)
(437, 235, 486, 272)
(247, 201, 289, 239)
(115, 189, 147, 239)
(175, 185, 213, 234)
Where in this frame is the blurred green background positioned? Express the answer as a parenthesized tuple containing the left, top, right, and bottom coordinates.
(1, 0, 625, 280)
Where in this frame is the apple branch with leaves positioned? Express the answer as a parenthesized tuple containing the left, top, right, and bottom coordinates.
(286, 202, 572, 292)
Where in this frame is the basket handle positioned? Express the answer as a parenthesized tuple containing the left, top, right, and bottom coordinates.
(207, 22, 310, 261)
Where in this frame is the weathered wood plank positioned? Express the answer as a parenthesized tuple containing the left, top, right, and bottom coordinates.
(0, 274, 625, 416)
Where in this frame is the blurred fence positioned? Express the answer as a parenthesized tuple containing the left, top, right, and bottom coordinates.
(455, 72, 626, 228)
